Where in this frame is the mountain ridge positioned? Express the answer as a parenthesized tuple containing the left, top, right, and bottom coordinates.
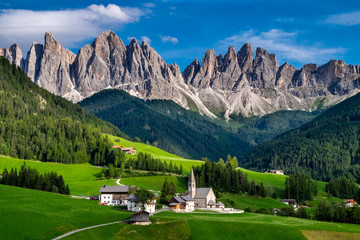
(2, 31, 360, 118)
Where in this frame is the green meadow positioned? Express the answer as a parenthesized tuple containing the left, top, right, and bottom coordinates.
(219, 193, 287, 209)
(0, 184, 131, 240)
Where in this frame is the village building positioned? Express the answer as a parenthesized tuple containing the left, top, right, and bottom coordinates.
(99, 185, 130, 206)
(126, 193, 158, 213)
(264, 170, 284, 175)
(344, 199, 357, 207)
(169, 195, 195, 212)
(112, 145, 136, 155)
(216, 201, 225, 209)
(188, 168, 216, 208)
(280, 199, 299, 208)
(130, 211, 150, 225)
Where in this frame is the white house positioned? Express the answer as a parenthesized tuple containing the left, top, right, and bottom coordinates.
(126, 193, 158, 213)
(280, 199, 299, 208)
(264, 170, 284, 175)
(99, 185, 129, 206)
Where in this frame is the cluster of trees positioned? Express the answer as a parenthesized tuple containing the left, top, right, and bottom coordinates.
(240, 92, 360, 182)
(159, 178, 176, 204)
(125, 153, 183, 175)
(0, 57, 127, 164)
(192, 158, 266, 197)
(0, 162, 70, 194)
(314, 201, 360, 224)
(325, 177, 360, 200)
(284, 173, 318, 203)
(134, 189, 155, 209)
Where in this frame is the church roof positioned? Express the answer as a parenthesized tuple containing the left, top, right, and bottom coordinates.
(194, 188, 212, 199)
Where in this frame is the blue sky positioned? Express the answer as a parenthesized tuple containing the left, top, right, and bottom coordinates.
(0, 0, 359, 70)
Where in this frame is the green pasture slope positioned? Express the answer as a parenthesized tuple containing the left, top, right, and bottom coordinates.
(0, 155, 187, 195)
(63, 211, 360, 240)
(0, 184, 131, 240)
(106, 134, 203, 174)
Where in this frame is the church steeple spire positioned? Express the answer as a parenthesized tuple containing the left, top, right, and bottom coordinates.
(188, 168, 196, 198)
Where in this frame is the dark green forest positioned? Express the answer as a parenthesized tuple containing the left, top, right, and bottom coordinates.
(240, 92, 360, 182)
(79, 89, 319, 160)
(0, 57, 126, 164)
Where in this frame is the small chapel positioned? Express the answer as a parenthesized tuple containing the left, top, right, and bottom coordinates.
(188, 168, 217, 208)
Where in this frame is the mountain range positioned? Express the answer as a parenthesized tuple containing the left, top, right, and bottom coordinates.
(2, 31, 360, 118)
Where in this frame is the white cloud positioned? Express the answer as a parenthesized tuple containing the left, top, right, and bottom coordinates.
(142, 3, 156, 8)
(0, 4, 149, 51)
(220, 29, 345, 64)
(324, 11, 360, 26)
(160, 35, 179, 44)
(141, 36, 152, 44)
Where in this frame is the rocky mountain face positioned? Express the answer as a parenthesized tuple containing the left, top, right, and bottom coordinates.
(2, 31, 360, 118)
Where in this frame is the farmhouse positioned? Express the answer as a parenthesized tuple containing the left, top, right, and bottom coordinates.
(188, 168, 216, 208)
(112, 145, 136, 155)
(169, 195, 195, 212)
(130, 211, 150, 225)
(280, 199, 299, 208)
(344, 199, 357, 207)
(264, 169, 284, 175)
(99, 185, 130, 206)
(127, 193, 158, 213)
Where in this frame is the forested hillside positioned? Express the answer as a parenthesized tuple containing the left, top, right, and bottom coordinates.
(79, 89, 251, 160)
(80, 89, 320, 160)
(0, 57, 126, 164)
(240, 92, 360, 182)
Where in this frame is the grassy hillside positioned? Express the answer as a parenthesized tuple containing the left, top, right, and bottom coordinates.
(0, 184, 131, 240)
(240, 92, 360, 182)
(62, 211, 360, 240)
(0, 154, 189, 195)
(106, 135, 203, 174)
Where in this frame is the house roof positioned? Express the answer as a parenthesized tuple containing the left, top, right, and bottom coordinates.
(181, 195, 195, 201)
(208, 200, 215, 205)
(99, 185, 129, 193)
(173, 196, 186, 203)
(194, 188, 212, 199)
(216, 201, 224, 206)
(131, 210, 149, 217)
(126, 194, 138, 201)
(344, 199, 357, 203)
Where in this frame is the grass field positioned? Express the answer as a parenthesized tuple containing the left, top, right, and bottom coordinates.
(106, 135, 203, 174)
(0, 184, 131, 240)
(219, 193, 287, 209)
(61, 211, 360, 240)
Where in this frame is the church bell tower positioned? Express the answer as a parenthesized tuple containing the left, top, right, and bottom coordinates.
(188, 168, 196, 198)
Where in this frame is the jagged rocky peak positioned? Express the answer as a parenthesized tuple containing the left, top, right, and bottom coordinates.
(237, 43, 254, 71)
(25, 42, 44, 82)
(182, 58, 200, 84)
(0, 43, 24, 68)
(276, 62, 297, 88)
(91, 30, 126, 62)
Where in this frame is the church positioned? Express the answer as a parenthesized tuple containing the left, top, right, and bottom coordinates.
(188, 168, 217, 208)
